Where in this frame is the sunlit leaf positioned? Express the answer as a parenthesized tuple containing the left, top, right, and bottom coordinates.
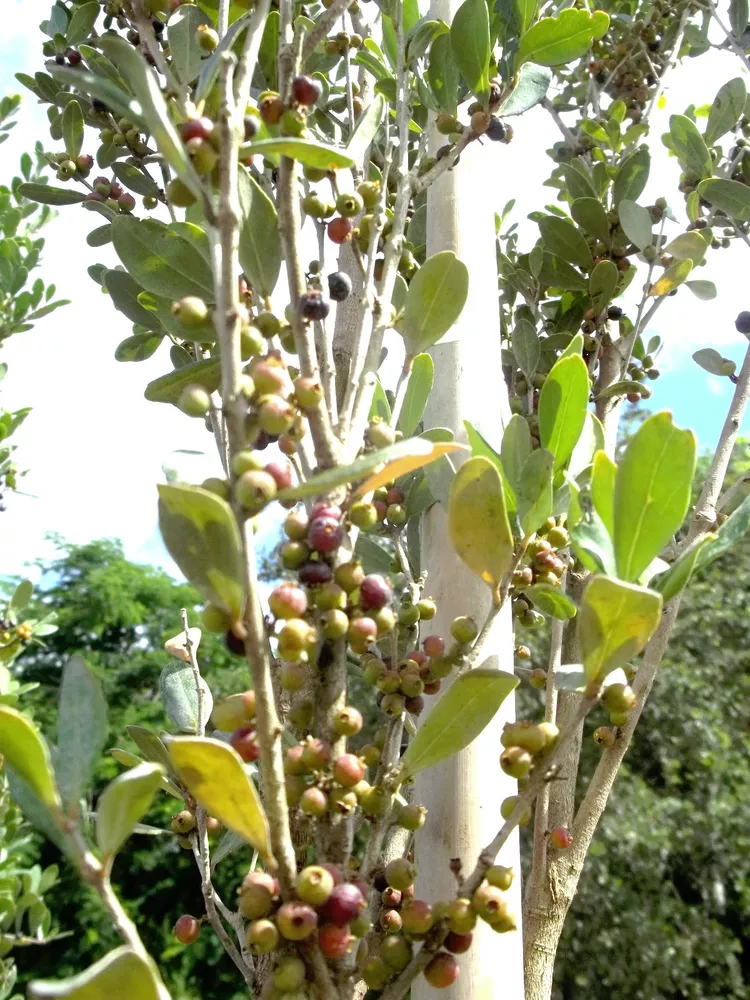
(448, 456, 514, 588)
(29, 946, 164, 1000)
(579, 575, 662, 681)
(399, 251, 469, 354)
(96, 763, 164, 860)
(538, 353, 590, 471)
(0, 706, 59, 809)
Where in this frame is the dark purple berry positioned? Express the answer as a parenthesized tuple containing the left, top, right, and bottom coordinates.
(359, 574, 392, 611)
(299, 291, 331, 321)
(291, 74, 323, 107)
(327, 271, 352, 302)
(298, 560, 333, 586)
(486, 117, 506, 141)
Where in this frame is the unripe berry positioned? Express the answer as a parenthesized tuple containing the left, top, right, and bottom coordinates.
(486, 865, 514, 891)
(235, 469, 277, 512)
(500, 746, 532, 779)
(547, 525, 569, 549)
(269, 582, 308, 620)
(359, 744, 381, 769)
(423, 635, 446, 658)
(400, 898, 433, 936)
(246, 918, 279, 953)
(321, 882, 366, 926)
(318, 921, 353, 959)
(359, 784, 392, 817)
(516, 644, 531, 660)
(424, 951, 459, 988)
(538, 721, 559, 750)
(472, 883, 511, 924)
(294, 375, 324, 409)
(281, 541, 309, 570)
(349, 501, 378, 530)
(336, 191, 364, 217)
(172, 294, 209, 327)
(333, 753, 367, 787)
(196, 23, 219, 50)
(178, 384, 211, 417)
(398, 603, 420, 627)
(238, 871, 276, 919)
(170, 809, 195, 834)
(284, 744, 309, 775)
(417, 598, 437, 620)
(380, 908, 403, 932)
(529, 668, 548, 689)
(347, 615, 378, 653)
(330, 788, 358, 814)
(296, 864, 335, 905)
(447, 898, 476, 935)
(321, 608, 349, 639)
(500, 720, 546, 754)
(593, 725, 616, 747)
(332, 706, 363, 736)
(500, 795, 531, 825)
(381, 933, 412, 971)
(273, 954, 306, 992)
(211, 690, 256, 730)
(381, 692, 406, 718)
(451, 616, 479, 644)
(386, 503, 407, 526)
(601, 682, 636, 713)
(549, 825, 573, 850)
(301, 737, 332, 769)
(280, 661, 307, 692)
(173, 914, 201, 944)
(362, 955, 391, 989)
(277, 618, 317, 661)
(276, 901, 318, 940)
(386, 857, 416, 892)
(257, 394, 296, 435)
(284, 509, 309, 540)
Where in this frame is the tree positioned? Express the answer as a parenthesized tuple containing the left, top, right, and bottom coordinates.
(4, 1, 750, 999)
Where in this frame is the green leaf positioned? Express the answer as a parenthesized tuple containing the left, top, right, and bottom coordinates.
(399, 251, 469, 354)
(112, 162, 160, 198)
(238, 137, 354, 170)
(397, 354, 434, 437)
(654, 534, 716, 602)
(517, 8, 610, 68)
(56, 657, 108, 814)
(539, 215, 593, 268)
(29, 947, 164, 1000)
(696, 178, 750, 221)
(524, 583, 577, 620)
(499, 63, 551, 117)
(579, 575, 662, 681)
(196, 11, 254, 102)
(511, 318, 540, 379)
(589, 258, 619, 313)
(112, 217, 215, 300)
(158, 483, 245, 619)
(448, 456, 514, 588)
(346, 93, 385, 162)
(669, 114, 713, 180)
(105, 269, 162, 328)
(618, 199, 652, 250)
(692, 492, 750, 574)
(397, 668, 519, 780)
(96, 764, 164, 862)
(159, 661, 213, 734)
(591, 450, 616, 537)
(538, 252, 588, 291)
(8, 578, 33, 617)
(693, 347, 733, 376)
(50, 64, 143, 125)
(649, 258, 693, 296)
(126, 726, 176, 776)
(17, 183, 86, 206)
(168, 3, 212, 83)
(613, 146, 650, 205)
(145, 358, 221, 402)
(568, 409, 605, 479)
(571, 510, 617, 576)
(730, 0, 749, 38)
(115, 333, 163, 362)
(538, 353, 590, 471)
(450, 0, 491, 98)
(257, 9, 279, 89)
(238, 167, 281, 299)
(168, 736, 271, 858)
(500, 414, 531, 496)
(704, 77, 747, 145)
(662, 231, 708, 262)
(571, 197, 611, 243)
(685, 279, 717, 300)
(465, 419, 515, 512)
(516, 448, 554, 536)
(614, 411, 696, 583)
(62, 101, 84, 160)
(0, 706, 59, 809)
(369, 377, 392, 422)
(99, 35, 200, 197)
(6, 768, 69, 854)
(428, 31, 461, 113)
(87, 224, 112, 248)
(66, 2, 100, 45)
(562, 162, 598, 201)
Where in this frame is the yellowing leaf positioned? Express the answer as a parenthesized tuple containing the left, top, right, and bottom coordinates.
(164, 628, 202, 662)
(0, 706, 59, 809)
(354, 441, 465, 498)
(29, 946, 166, 1000)
(448, 456, 514, 588)
(658, 94, 666, 110)
(168, 737, 270, 860)
(649, 259, 693, 297)
(578, 575, 662, 681)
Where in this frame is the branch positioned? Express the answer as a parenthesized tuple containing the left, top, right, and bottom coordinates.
(233, 0, 274, 109)
(301, 0, 356, 62)
(541, 97, 581, 151)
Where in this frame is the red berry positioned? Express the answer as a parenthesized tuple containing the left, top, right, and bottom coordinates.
(238, 871, 277, 919)
(381, 887, 402, 907)
(319, 862, 344, 885)
(318, 921, 352, 959)
(181, 116, 214, 142)
(424, 952, 459, 988)
(347, 616, 378, 653)
(230, 727, 260, 763)
(424, 635, 445, 658)
(445, 931, 473, 954)
(269, 582, 308, 620)
(401, 899, 433, 936)
(328, 216, 354, 244)
(265, 461, 293, 490)
(311, 502, 342, 521)
(301, 737, 332, 769)
(291, 74, 323, 106)
(308, 516, 344, 554)
(386, 487, 405, 505)
(549, 825, 573, 850)
(321, 883, 366, 926)
(333, 753, 367, 787)
(109, 182, 123, 199)
(277, 901, 318, 940)
(359, 573, 393, 611)
(173, 914, 201, 944)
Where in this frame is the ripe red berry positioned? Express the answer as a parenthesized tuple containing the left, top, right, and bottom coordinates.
(264, 461, 293, 491)
(445, 931, 473, 954)
(230, 727, 260, 762)
(173, 914, 201, 944)
(181, 116, 214, 142)
(311, 502, 343, 521)
(380, 908, 402, 932)
(333, 753, 367, 787)
(423, 635, 445, 658)
(291, 74, 323, 106)
(308, 515, 344, 553)
(359, 573, 393, 611)
(424, 951, 460, 988)
(269, 582, 308, 620)
(301, 737, 332, 769)
(318, 921, 352, 959)
(549, 825, 573, 850)
(328, 216, 354, 244)
(321, 883, 366, 926)
(277, 901, 318, 940)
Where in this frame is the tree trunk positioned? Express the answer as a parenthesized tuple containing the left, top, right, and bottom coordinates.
(411, 47, 525, 1000)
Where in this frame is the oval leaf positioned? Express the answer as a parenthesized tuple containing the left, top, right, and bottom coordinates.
(29, 947, 164, 1000)
(112, 217, 215, 300)
(96, 762, 164, 860)
(145, 358, 221, 402)
(705, 77, 747, 146)
(512, 318, 540, 381)
(158, 483, 245, 619)
(618, 200, 652, 251)
(614, 411, 696, 583)
(112, 162, 161, 197)
(62, 100, 84, 160)
(649, 258, 693, 297)
(115, 333, 163, 362)
(400, 251, 469, 354)
(579, 575, 662, 681)
(168, 3, 212, 83)
(693, 347, 732, 375)
(539, 215, 593, 268)
(669, 114, 712, 180)
(696, 178, 750, 221)
(66, 2, 100, 45)
(354, 441, 464, 498)
(397, 668, 519, 780)
(159, 661, 213, 734)
(591, 449, 616, 537)
(571, 197, 611, 243)
(589, 258, 619, 313)
(499, 62, 552, 116)
(397, 353, 434, 437)
(450, 0, 491, 98)
(0, 706, 59, 809)
(9, 579, 33, 617)
(238, 167, 282, 299)
(517, 8, 610, 68)
(524, 583, 577, 620)
(17, 183, 87, 206)
(448, 456, 514, 588)
(538, 252, 588, 291)
(538, 353, 590, 471)
(104, 269, 162, 328)
(238, 137, 354, 170)
(346, 93, 385, 162)
(517, 447, 554, 535)
(168, 736, 270, 858)
(613, 146, 650, 206)
(56, 657, 108, 814)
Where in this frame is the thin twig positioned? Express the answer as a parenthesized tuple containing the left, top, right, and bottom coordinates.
(181, 608, 204, 736)
(233, 0, 274, 109)
(389, 357, 413, 428)
(218, 0, 231, 39)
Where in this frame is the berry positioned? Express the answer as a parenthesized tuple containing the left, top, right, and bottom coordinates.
(529, 668, 547, 689)
(299, 291, 331, 321)
(735, 311, 750, 334)
(302, 192, 335, 218)
(259, 93, 284, 125)
(294, 375, 324, 409)
(332, 706, 363, 736)
(472, 883, 510, 924)
(238, 871, 276, 919)
(333, 753, 367, 787)
(310, 502, 343, 520)
(178, 384, 211, 417)
(269, 582, 308, 620)
(446, 898, 476, 935)
(424, 635, 445, 658)
(196, 24, 219, 50)
(451, 616, 479, 644)
(170, 810, 196, 834)
(321, 608, 349, 639)
(500, 746, 532, 779)
(385, 858, 416, 892)
(395, 803, 427, 831)
(321, 883, 366, 926)
(362, 955, 391, 989)
(424, 952, 459, 988)
(348, 616, 378, 653)
(381, 933, 412, 971)
(486, 865, 514, 891)
(200, 603, 231, 635)
(231, 451, 262, 477)
(280, 661, 307, 691)
(273, 954, 306, 992)
(291, 74, 322, 106)
(173, 914, 201, 944)
(298, 560, 333, 586)
(235, 470, 277, 512)
(308, 515, 344, 553)
(328, 216, 354, 243)
(486, 116, 507, 141)
(246, 918, 279, 953)
(257, 394, 295, 435)
(225, 629, 245, 656)
(301, 737, 332, 769)
(381, 692, 406, 717)
(602, 682, 636, 713)
(500, 795, 531, 825)
(181, 116, 214, 142)
(296, 865, 335, 905)
(550, 825, 573, 850)
(167, 178, 197, 207)
(334, 561, 364, 592)
(382, 887, 402, 907)
(318, 922, 353, 959)
(265, 462, 293, 491)
(284, 509, 309, 540)
(401, 899, 433, 936)
(359, 784, 391, 817)
(500, 721, 546, 754)
(282, 541, 310, 570)
(230, 726, 260, 762)
(417, 598, 437, 620)
(445, 931, 473, 954)
(594, 725, 616, 747)
(276, 901, 318, 940)
(386, 503, 407, 526)
(360, 573, 392, 611)
(336, 191, 364, 217)
(327, 271, 352, 301)
(277, 618, 317, 660)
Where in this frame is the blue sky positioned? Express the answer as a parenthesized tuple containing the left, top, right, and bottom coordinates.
(1, 0, 749, 583)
